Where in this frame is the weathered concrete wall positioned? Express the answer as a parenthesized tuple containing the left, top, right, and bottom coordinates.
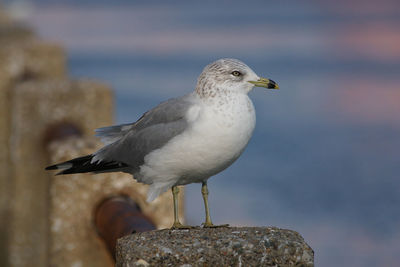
(116, 227, 314, 267)
(0, 16, 66, 266)
(8, 79, 112, 267)
(0, 49, 13, 267)
(0, 17, 36, 267)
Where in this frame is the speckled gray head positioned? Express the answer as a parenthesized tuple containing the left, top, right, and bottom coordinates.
(196, 58, 279, 97)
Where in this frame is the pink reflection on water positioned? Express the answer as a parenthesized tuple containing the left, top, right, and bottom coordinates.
(328, 78, 400, 124)
(318, 0, 400, 15)
(25, 6, 327, 54)
(332, 24, 400, 61)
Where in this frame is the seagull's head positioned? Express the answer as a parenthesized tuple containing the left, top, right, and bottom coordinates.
(196, 58, 279, 96)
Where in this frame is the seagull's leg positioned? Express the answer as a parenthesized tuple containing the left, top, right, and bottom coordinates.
(171, 186, 193, 229)
(201, 181, 213, 227)
(201, 181, 229, 228)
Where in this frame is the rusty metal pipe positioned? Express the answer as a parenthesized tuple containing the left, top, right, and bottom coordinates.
(94, 195, 156, 258)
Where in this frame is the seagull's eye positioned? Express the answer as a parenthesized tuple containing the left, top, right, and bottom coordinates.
(231, 71, 242, 77)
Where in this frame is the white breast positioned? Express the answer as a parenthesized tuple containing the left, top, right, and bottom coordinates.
(139, 93, 256, 187)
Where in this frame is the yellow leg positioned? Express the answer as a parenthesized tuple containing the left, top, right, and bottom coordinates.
(201, 181, 229, 228)
(171, 186, 193, 229)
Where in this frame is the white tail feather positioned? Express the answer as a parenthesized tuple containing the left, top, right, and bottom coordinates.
(146, 182, 175, 202)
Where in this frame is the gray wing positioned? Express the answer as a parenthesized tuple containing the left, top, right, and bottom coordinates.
(92, 93, 195, 171)
(95, 123, 133, 145)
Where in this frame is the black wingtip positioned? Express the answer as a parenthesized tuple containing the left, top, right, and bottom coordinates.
(45, 154, 128, 175)
(45, 165, 58, 170)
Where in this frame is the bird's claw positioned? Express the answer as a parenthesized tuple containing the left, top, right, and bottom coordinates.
(171, 222, 195, 230)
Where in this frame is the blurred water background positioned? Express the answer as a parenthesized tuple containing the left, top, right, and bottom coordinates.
(8, 0, 400, 266)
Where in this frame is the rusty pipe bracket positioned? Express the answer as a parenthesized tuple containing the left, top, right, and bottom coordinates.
(94, 195, 156, 258)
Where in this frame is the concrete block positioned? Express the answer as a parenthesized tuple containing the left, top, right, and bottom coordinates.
(0, 21, 35, 44)
(0, 28, 64, 266)
(7, 79, 113, 267)
(0, 41, 66, 81)
(116, 227, 314, 267)
(19, 41, 66, 79)
(47, 137, 183, 267)
(0, 58, 12, 267)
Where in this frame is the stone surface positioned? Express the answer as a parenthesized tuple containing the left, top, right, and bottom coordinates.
(0, 20, 35, 44)
(6, 79, 112, 267)
(0, 41, 65, 81)
(47, 137, 185, 267)
(116, 227, 314, 267)
(0, 11, 65, 266)
(0, 50, 12, 267)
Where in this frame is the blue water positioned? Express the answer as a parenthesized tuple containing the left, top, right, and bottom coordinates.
(26, 0, 400, 265)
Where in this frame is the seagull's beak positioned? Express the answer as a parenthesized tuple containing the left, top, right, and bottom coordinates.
(248, 77, 279, 89)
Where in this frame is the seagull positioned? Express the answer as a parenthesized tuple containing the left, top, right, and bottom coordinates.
(46, 58, 279, 229)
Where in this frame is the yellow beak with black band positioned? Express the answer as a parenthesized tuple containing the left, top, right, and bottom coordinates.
(248, 77, 279, 89)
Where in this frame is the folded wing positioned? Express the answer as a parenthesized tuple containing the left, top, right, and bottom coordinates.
(46, 93, 195, 175)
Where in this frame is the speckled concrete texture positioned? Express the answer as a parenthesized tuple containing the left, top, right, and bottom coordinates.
(116, 227, 314, 267)
(7, 79, 113, 267)
(0, 12, 66, 266)
(47, 137, 185, 267)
